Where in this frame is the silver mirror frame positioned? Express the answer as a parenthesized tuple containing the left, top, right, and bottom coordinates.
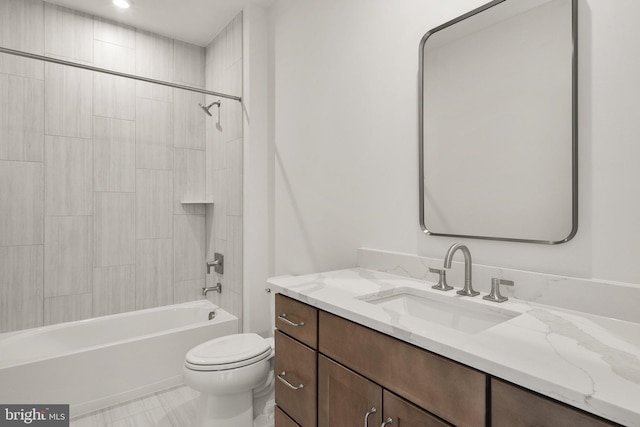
(418, 0, 578, 245)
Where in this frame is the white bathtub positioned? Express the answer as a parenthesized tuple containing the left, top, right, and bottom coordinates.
(0, 300, 238, 417)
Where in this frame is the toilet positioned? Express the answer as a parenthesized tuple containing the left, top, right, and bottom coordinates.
(183, 333, 275, 427)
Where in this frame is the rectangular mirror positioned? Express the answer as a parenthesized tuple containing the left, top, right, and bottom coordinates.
(419, 0, 577, 244)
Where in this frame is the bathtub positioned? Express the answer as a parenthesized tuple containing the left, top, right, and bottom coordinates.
(0, 300, 238, 417)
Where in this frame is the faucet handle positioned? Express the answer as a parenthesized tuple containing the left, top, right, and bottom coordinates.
(483, 278, 514, 303)
(429, 267, 453, 291)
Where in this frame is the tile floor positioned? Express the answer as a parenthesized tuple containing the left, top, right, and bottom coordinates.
(70, 385, 275, 427)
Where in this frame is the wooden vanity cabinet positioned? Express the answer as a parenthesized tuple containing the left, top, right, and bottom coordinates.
(275, 294, 621, 427)
(491, 379, 620, 427)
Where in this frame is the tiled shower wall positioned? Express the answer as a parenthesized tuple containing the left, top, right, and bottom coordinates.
(204, 14, 244, 330)
(0, 0, 221, 333)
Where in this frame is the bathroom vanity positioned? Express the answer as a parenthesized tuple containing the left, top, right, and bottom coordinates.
(270, 268, 639, 427)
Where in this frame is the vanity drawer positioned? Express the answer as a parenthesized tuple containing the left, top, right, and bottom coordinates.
(319, 311, 486, 427)
(491, 378, 620, 427)
(276, 294, 318, 349)
(275, 406, 300, 427)
(275, 330, 317, 427)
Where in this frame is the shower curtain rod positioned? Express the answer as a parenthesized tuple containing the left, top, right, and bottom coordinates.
(0, 46, 242, 102)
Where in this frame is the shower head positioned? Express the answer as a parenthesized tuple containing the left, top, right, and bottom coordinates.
(199, 100, 221, 116)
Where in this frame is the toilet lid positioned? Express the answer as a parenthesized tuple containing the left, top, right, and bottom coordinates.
(185, 333, 272, 371)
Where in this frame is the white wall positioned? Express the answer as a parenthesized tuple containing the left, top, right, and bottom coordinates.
(268, 0, 640, 287)
(242, 4, 273, 336)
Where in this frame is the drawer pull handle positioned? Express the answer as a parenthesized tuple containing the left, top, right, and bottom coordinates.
(381, 418, 393, 427)
(277, 371, 304, 390)
(364, 407, 377, 427)
(278, 313, 305, 327)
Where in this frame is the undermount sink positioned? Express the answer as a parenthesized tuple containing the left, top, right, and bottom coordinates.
(359, 287, 520, 334)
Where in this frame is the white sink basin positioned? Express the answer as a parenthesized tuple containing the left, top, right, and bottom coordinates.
(359, 287, 520, 334)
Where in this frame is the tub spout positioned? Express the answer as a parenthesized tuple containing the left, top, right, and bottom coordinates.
(202, 283, 222, 296)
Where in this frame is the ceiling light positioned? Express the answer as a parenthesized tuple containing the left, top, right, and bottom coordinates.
(112, 0, 132, 9)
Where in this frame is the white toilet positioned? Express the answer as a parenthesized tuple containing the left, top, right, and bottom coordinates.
(183, 333, 275, 427)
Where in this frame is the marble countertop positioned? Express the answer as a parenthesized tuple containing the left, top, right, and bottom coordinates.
(267, 268, 640, 426)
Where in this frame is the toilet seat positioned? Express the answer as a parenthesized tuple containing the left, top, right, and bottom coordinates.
(185, 333, 272, 372)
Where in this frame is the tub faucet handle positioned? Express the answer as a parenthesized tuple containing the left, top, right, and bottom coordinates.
(206, 253, 224, 275)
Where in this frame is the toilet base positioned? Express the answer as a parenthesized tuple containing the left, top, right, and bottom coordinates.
(196, 391, 253, 427)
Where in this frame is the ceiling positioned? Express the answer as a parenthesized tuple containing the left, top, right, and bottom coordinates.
(45, 0, 272, 47)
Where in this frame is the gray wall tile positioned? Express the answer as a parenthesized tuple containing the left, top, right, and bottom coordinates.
(44, 3, 93, 64)
(44, 293, 92, 326)
(174, 215, 205, 282)
(0, 160, 43, 246)
(136, 169, 173, 239)
(0, 245, 43, 333)
(212, 169, 228, 238)
(226, 13, 243, 66)
(94, 40, 135, 73)
(0, 0, 44, 79)
(136, 239, 173, 309)
(0, 74, 44, 161)
(173, 89, 206, 150)
(44, 135, 93, 215)
(94, 74, 135, 121)
(173, 41, 205, 87)
(94, 116, 135, 192)
(92, 37, 136, 122)
(93, 265, 135, 316)
(174, 279, 205, 304)
(135, 81, 173, 103)
(0, 53, 44, 81)
(44, 215, 92, 297)
(45, 63, 93, 138)
(226, 216, 243, 294)
(94, 17, 135, 49)
(174, 148, 206, 215)
(226, 138, 243, 215)
(94, 192, 135, 266)
(136, 97, 173, 170)
(135, 30, 173, 81)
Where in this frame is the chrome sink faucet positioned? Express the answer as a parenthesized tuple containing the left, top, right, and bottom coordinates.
(443, 243, 479, 297)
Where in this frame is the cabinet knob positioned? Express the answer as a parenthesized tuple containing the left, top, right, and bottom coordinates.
(278, 313, 305, 327)
(381, 418, 393, 427)
(277, 371, 304, 390)
(364, 407, 377, 427)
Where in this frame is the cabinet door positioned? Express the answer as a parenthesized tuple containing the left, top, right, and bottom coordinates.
(383, 390, 452, 427)
(275, 330, 317, 427)
(276, 405, 301, 427)
(491, 379, 619, 427)
(318, 355, 382, 427)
